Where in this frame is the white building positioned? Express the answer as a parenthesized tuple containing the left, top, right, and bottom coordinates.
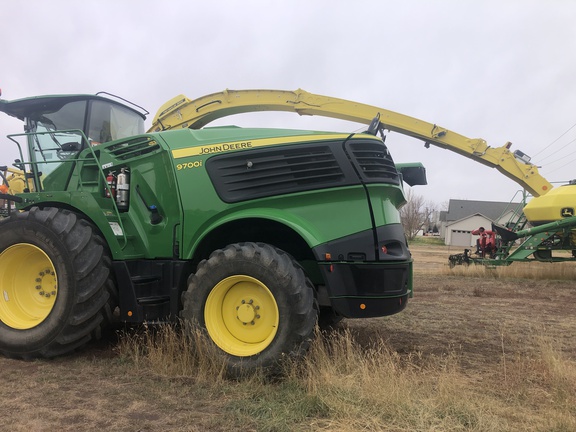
(440, 199, 523, 247)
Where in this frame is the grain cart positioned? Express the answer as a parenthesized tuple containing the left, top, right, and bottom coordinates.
(0, 90, 427, 374)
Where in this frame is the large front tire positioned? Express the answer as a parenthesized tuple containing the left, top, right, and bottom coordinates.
(181, 242, 317, 376)
(0, 207, 117, 358)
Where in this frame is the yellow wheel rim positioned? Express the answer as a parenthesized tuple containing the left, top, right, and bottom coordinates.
(0, 244, 58, 329)
(204, 275, 279, 357)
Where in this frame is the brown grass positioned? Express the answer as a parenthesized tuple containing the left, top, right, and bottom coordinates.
(112, 321, 576, 431)
(116, 323, 228, 380)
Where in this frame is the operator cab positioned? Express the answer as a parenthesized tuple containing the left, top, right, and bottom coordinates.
(0, 93, 147, 178)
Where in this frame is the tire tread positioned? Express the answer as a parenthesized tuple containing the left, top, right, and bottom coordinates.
(0, 207, 118, 359)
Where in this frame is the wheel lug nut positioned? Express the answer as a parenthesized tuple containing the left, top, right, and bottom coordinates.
(255, 306, 260, 310)
(249, 299, 253, 304)
(45, 293, 50, 298)
(36, 278, 42, 283)
(51, 291, 56, 296)
(256, 315, 260, 319)
(241, 300, 245, 304)
(242, 322, 247, 326)
(250, 321, 255, 325)
(36, 285, 42, 290)
(39, 272, 44, 276)
(39, 291, 45, 296)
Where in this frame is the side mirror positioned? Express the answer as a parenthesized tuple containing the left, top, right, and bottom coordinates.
(396, 163, 427, 186)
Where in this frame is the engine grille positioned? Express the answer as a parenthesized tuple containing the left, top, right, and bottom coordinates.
(206, 139, 399, 203)
(346, 141, 399, 183)
(106, 137, 161, 161)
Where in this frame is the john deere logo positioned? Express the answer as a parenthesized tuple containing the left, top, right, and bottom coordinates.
(561, 207, 574, 217)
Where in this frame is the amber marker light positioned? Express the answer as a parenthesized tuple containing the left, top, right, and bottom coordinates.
(325, 253, 331, 260)
(360, 304, 366, 310)
(127, 311, 133, 317)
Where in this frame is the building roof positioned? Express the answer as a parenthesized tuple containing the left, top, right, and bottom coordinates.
(445, 212, 491, 227)
(443, 199, 523, 223)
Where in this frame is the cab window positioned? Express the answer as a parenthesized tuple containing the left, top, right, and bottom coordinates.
(87, 100, 144, 145)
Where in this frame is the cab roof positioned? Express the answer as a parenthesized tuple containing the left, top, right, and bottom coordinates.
(0, 94, 147, 121)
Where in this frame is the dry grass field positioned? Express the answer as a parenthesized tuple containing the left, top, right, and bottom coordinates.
(1, 242, 575, 431)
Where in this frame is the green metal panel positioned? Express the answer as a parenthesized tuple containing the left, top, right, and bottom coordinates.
(365, 184, 406, 227)
(178, 187, 374, 260)
(155, 128, 404, 259)
(16, 133, 183, 260)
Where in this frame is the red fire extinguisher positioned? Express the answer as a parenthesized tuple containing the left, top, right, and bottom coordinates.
(105, 171, 116, 199)
(116, 168, 130, 211)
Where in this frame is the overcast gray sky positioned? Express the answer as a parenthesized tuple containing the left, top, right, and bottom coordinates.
(2, 0, 576, 207)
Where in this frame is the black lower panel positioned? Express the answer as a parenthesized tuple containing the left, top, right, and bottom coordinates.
(330, 294, 409, 318)
(112, 260, 192, 323)
(319, 261, 412, 318)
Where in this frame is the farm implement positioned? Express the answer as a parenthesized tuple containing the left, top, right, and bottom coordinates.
(449, 213, 576, 267)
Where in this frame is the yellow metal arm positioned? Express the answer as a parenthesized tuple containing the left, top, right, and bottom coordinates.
(150, 89, 553, 197)
(1, 167, 29, 195)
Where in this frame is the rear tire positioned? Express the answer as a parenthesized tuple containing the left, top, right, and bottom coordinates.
(181, 242, 317, 376)
(0, 207, 117, 358)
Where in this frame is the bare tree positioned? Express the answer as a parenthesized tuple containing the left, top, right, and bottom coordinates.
(400, 189, 436, 240)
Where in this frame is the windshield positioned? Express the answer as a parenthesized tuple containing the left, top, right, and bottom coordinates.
(29, 100, 86, 177)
